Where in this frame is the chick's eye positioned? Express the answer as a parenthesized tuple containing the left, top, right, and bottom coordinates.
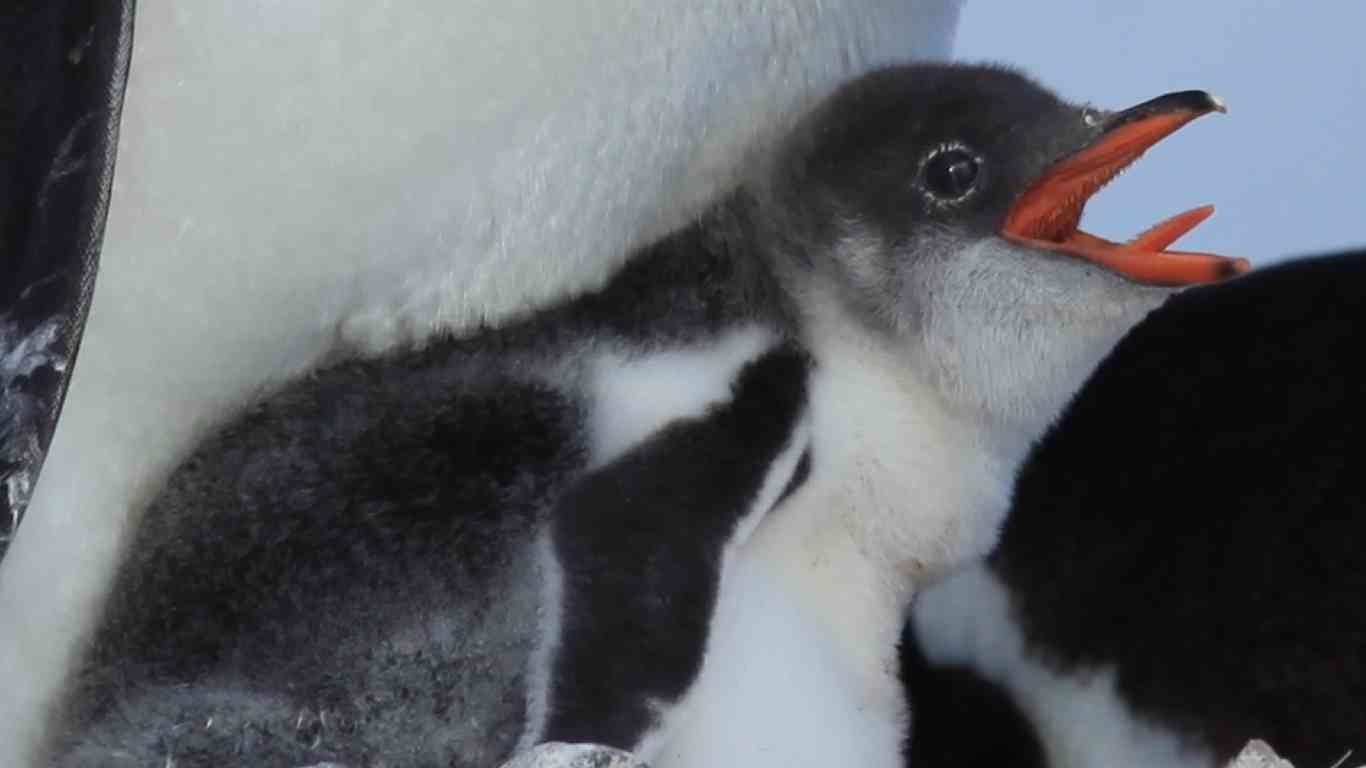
(924, 148, 980, 199)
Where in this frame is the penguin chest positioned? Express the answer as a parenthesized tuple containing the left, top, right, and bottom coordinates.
(637, 540, 908, 768)
(541, 330, 909, 768)
(630, 338, 1024, 768)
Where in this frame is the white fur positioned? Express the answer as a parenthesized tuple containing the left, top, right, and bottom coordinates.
(586, 326, 776, 469)
(637, 329, 1026, 768)
(630, 229, 1177, 767)
(0, 3, 962, 763)
(641, 531, 905, 768)
(913, 566, 1218, 768)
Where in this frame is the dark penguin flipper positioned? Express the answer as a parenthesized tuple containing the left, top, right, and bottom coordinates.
(909, 249, 1366, 768)
(0, 0, 135, 556)
(536, 346, 811, 751)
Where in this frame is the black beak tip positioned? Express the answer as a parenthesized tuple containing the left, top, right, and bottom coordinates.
(1218, 258, 1251, 279)
(1109, 90, 1228, 129)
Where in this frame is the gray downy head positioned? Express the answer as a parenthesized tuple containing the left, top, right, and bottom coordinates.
(752, 63, 1246, 439)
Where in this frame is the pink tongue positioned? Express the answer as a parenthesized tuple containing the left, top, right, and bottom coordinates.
(1127, 205, 1215, 251)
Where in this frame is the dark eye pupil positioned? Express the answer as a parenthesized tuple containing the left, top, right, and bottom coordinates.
(925, 149, 979, 198)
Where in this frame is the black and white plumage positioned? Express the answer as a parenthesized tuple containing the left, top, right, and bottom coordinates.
(56, 221, 807, 767)
(0, 6, 963, 763)
(912, 249, 1366, 768)
(899, 619, 1045, 768)
(47, 64, 1242, 767)
(526, 348, 812, 751)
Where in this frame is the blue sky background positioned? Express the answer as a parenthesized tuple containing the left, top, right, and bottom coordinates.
(953, 2, 1366, 265)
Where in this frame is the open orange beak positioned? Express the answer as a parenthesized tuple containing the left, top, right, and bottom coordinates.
(1002, 90, 1250, 286)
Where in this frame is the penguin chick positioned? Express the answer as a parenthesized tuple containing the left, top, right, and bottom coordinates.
(49, 63, 1242, 768)
(912, 249, 1366, 768)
